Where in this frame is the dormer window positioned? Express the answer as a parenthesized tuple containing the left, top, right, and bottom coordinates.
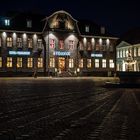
(27, 20, 32, 28)
(85, 25, 89, 32)
(4, 19, 10, 26)
(101, 27, 105, 34)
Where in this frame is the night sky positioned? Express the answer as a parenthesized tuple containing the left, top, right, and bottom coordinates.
(1, 0, 140, 37)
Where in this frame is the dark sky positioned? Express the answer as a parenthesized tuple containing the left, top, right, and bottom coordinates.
(1, 0, 140, 37)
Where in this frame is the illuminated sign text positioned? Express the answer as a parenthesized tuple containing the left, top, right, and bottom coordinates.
(9, 51, 31, 56)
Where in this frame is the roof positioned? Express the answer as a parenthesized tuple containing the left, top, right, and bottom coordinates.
(0, 12, 46, 32)
(77, 19, 113, 37)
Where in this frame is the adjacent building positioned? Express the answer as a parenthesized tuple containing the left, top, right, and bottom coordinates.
(0, 10, 118, 77)
(116, 28, 140, 72)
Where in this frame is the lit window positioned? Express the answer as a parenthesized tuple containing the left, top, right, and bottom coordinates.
(102, 59, 106, 68)
(68, 40, 74, 50)
(38, 58, 43, 68)
(123, 49, 126, 57)
(120, 50, 122, 58)
(4, 19, 10, 26)
(117, 64, 120, 71)
(27, 20, 32, 28)
(17, 57, 22, 68)
(59, 40, 64, 49)
(95, 40, 100, 51)
(87, 59, 91, 68)
(138, 47, 140, 56)
(0, 57, 2, 67)
(50, 39, 55, 49)
(134, 48, 137, 57)
(17, 37, 22, 48)
(27, 58, 33, 68)
(69, 58, 74, 68)
(28, 38, 33, 48)
(79, 59, 83, 68)
(109, 59, 114, 68)
(37, 39, 42, 48)
(117, 50, 119, 58)
(7, 37, 12, 47)
(50, 57, 55, 67)
(95, 59, 99, 68)
(7, 57, 12, 67)
(85, 25, 89, 32)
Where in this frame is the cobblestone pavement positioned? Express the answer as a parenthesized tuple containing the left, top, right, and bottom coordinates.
(0, 78, 140, 140)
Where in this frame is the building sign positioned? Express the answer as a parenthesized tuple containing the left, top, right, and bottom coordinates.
(9, 51, 31, 56)
(91, 53, 103, 57)
(53, 51, 70, 56)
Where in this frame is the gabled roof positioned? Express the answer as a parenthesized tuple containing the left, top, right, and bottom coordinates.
(116, 41, 131, 48)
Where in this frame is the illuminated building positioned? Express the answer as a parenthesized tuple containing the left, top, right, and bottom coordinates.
(116, 28, 140, 84)
(0, 10, 118, 77)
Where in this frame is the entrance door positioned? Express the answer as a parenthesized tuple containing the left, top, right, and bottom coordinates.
(58, 57, 65, 71)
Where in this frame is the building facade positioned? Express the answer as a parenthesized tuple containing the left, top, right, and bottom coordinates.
(0, 10, 118, 77)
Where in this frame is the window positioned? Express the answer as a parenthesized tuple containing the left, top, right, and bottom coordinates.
(7, 57, 12, 67)
(4, 19, 10, 26)
(27, 20, 32, 28)
(87, 42, 92, 50)
(102, 40, 106, 51)
(38, 58, 43, 68)
(117, 50, 119, 58)
(138, 47, 140, 56)
(79, 59, 83, 68)
(0, 57, 2, 67)
(50, 39, 55, 49)
(7, 37, 12, 47)
(120, 50, 122, 58)
(101, 27, 105, 34)
(95, 40, 100, 51)
(68, 40, 74, 50)
(134, 48, 137, 57)
(59, 40, 64, 49)
(87, 59, 91, 68)
(50, 57, 55, 67)
(27, 58, 33, 68)
(69, 58, 74, 68)
(123, 49, 126, 57)
(109, 59, 114, 68)
(17, 37, 22, 48)
(85, 25, 89, 32)
(37, 39, 42, 48)
(79, 42, 84, 50)
(28, 38, 33, 48)
(17, 57, 22, 68)
(91, 38, 95, 50)
(102, 59, 106, 68)
(95, 59, 99, 68)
